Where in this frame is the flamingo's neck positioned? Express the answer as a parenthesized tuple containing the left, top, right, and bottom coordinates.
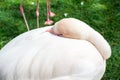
(88, 30, 111, 59)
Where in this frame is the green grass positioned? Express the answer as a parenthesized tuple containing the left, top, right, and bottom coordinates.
(0, 0, 120, 79)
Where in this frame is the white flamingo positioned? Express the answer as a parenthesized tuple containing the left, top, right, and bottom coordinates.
(0, 18, 111, 80)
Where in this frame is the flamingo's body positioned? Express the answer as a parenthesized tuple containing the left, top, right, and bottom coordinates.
(0, 18, 111, 80)
(0, 27, 105, 80)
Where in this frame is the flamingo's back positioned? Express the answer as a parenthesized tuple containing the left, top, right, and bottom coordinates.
(0, 26, 105, 80)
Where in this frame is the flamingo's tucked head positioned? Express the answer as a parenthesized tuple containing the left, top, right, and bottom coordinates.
(46, 18, 111, 60)
(47, 18, 91, 39)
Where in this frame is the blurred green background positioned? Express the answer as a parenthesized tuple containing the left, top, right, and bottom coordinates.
(0, 0, 120, 79)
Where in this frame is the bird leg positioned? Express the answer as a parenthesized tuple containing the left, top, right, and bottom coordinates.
(48, 0, 55, 17)
(44, 0, 53, 25)
(47, 0, 50, 21)
(47, 0, 55, 18)
(20, 0, 30, 31)
(36, 0, 40, 28)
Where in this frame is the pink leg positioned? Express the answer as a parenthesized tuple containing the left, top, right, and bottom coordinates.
(36, 0, 40, 28)
(44, 0, 53, 25)
(20, 0, 30, 31)
(47, 0, 50, 21)
(48, 0, 55, 17)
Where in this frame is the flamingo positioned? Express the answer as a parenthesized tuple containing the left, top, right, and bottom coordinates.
(20, 0, 55, 31)
(0, 18, 111, 80)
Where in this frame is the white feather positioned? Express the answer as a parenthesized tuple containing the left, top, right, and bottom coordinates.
(0, 26, 107, 80)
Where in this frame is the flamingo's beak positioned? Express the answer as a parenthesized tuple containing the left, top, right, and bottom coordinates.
(46, 28, 62, 36)
(46, 28, 56, 34)
(46, 28, 52, 32)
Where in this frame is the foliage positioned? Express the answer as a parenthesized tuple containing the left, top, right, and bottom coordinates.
(0, 0, 120, 79)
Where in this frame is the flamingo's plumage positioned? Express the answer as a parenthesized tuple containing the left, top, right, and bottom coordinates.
(0, 18, 111, 80)
(49, 18, 111, 59)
